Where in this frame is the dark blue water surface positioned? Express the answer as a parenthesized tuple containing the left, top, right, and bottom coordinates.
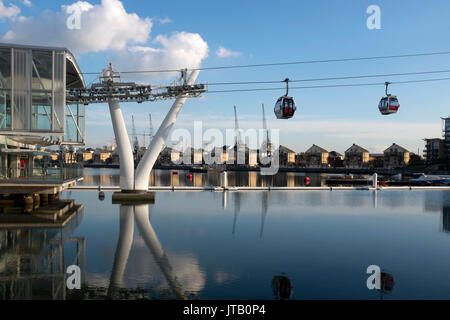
(1, 169, 450, 300)
(61, 188, 450, 300)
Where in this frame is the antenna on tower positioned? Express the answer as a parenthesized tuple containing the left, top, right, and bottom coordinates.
(149, 114, 154, 146)
(131, 115, 139, 155)
(261, 104, 271, 157)
(234, 105, 243, 149)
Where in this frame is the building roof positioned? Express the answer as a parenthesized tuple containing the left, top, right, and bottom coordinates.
(306, 144, 328, 154)
(345, 144, 370, 154)
(278, 145, 296, 154)
(384, 143, 409, 153)
(0, 42, 85, 89)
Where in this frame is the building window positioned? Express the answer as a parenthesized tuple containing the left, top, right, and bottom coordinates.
(0, 48, 12, 130)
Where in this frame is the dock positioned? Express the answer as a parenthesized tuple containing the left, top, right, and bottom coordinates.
(0, 178, 82, 195)
(0, 200, 84, 228)
(69, 185, 450, 192)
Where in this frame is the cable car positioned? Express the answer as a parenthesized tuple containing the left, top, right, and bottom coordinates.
(378, 82, 400, 115)
(380, 272, 395, 295)
(272, 273, 293, 300)
(274, 78, 296, 119)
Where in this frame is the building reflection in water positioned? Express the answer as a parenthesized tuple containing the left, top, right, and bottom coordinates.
(373, 190, 378, 209)
(222, 191, 227, 210)
(82, 169, 332, 188)
(107, 204, 204, 300)
(286, 172, 295, 188)
(170, 170, 179, 187)
(424, 191, 450, 234)
(0, 210, 85, 300)
(260, 192, 269, 240)
(232, 193, 241, 236)
(441, 204, 450, 233)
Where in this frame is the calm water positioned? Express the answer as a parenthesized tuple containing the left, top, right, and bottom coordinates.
(1, 169, 450, 300)
(79, 168, 330, 187)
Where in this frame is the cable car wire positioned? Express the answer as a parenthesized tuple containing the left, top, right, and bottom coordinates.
(206, 76, 450, 94)
(78, 50, 450, 75)
(206, 69, 450, 86)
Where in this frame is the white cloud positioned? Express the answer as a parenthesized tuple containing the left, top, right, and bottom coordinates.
(1, 0, 152, 53)
(158, 17, 171, 24)
(0, 0, 20, 19)
(216, 46, 242, 58)
(22, 0, 31, 7)
(115, 32, 209, 82)
(127, 239, 206, 294)
(1, 0, 209, 82)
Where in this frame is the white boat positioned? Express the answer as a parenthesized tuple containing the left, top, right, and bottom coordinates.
(408, 174, 450, 186)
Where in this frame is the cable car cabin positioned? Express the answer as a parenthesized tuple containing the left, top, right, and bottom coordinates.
(274, 96, 296, 119)
(378, 96, 400, 115)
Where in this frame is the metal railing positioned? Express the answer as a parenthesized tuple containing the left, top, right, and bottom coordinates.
(0, 164, 83, 183)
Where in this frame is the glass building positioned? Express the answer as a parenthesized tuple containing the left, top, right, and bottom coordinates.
(0, 43, 86, 181)
(443, 117, 450, 168)
(0, 43, 85, 142)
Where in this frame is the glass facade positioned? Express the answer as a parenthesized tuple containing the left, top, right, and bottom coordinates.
(65, 104, 85, 144)
(0, 45, 85, 144)
(444, 118, 450, 164)
(0, 48, 12, 130)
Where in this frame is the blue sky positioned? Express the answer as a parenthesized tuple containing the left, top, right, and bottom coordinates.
(1, 0, 450, 154)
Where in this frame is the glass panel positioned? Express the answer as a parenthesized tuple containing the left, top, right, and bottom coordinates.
(13, 48, 32, 131)
(77, 115, 85, 141)
(53, 51, 65, 132)
(0, 48, 12, 129)
(31, 91, 52, 130)
(0, 48, 12, 89)
(78, 103, 85, 117)
(64, 104, 85, 144)
(32, 50, 52, 90)
(0, 89, 11, 130)
(65, 115, 77, 143)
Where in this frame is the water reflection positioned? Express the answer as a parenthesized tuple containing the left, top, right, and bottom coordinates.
(260, 192, 269, 240)
(373, 190, 378, 209)
(379, 272, 395, 300)
(423, 191, 450, 234)
(272, 274, 293, 300)
(443, 205, 450, 233)
(2, 187, 449, 300)
(108, 204, 205, 300)
(232, 193, 241, 236)
(0, 210, 85, 300)
(441, 191, 450, 233)
(80, 168, 327, 188)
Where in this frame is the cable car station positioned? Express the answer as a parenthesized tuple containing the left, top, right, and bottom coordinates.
(0, 43, 85, 199)
(0, 42, 208, 205)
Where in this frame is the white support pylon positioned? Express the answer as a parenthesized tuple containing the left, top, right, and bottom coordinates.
(108, 99, 135, 191)
(108, 205, 134, 296)
(134, 70, 200, 191)
(134, 204, 186, 299)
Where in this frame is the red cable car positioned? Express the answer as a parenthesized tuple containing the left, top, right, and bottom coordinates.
(274, 78, 297, 119)
(378, 82, 400, 115)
